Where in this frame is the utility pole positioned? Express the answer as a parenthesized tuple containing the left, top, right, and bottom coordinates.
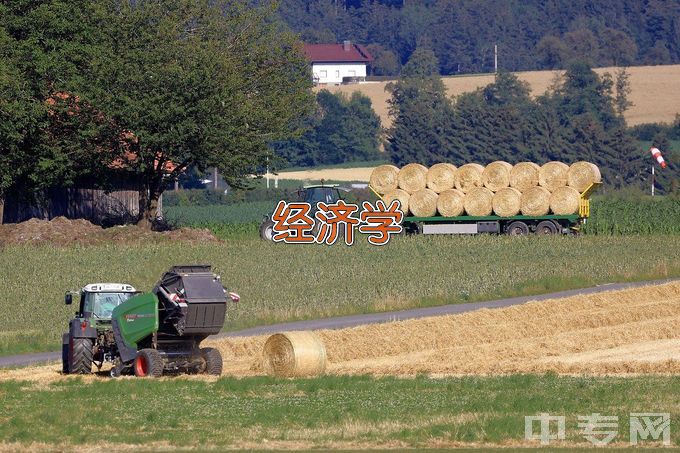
(494, 44, 498, 73)
(651, 165, 655, 197)
(213, 167, 218, 191)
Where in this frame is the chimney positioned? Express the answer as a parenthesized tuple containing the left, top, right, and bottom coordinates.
(343, 40, 351, 51)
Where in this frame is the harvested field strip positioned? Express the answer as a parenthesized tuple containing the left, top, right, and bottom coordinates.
(1, 281, 678, 382)
(209, 281, 680, 377)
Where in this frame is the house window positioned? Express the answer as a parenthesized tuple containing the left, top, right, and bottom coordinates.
(319, 70, 328, 79)
(335, 70, 340, 79)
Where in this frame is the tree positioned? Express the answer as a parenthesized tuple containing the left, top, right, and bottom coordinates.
(70, 0, 314, 227)
(536, 36, 568, 69)
(0, 26, 38, 223)
(386, 46, 460, 165)
(272, 90, 381, 167)
(599, 28, 638, 66)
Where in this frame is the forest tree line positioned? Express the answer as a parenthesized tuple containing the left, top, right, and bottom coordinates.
(278, 0, 680, 75)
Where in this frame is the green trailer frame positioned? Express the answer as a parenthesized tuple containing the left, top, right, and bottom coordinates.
(370, 182, 601, 235)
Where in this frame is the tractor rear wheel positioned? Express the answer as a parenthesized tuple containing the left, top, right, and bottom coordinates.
(201, 347, 223, 375)
(134, 349, 164, 378)
(70, 338, 93, 374)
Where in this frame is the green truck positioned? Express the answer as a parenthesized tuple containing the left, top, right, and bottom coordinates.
(63, 265, 238, 377)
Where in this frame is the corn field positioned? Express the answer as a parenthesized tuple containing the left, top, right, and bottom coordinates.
(583, 196, 680, 234)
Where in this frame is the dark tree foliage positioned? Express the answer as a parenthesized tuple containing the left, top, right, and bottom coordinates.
(277, 0, 680, 75)
(273, 90, 382, 167)
(386, 62, 650, 188)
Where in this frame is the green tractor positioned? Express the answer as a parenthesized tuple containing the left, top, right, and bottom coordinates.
(62, 265, 239, 377)
(259, 184, 348, 241)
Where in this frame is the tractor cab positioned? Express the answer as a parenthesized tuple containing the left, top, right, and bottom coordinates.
(260, 183, 349, 241)
(66, 283, 138, 321)
(300, 184, 344, 206)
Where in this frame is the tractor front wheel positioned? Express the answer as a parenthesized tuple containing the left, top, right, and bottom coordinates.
(70, 338, 93, 374)
(134, 349, 164, 378)
(201, 347, 223, 375)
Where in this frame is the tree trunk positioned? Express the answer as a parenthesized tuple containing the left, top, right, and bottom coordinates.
(137, 186, 161, 230)
(0, 194, 4, 225)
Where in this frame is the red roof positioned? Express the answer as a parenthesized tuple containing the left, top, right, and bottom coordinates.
(304, 43, 373, 63)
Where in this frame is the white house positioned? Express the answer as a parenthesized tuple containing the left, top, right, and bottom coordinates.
(304, 41, 373, 85)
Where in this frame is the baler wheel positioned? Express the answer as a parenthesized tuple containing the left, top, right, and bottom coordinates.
(70, 338, 93, 374)
(201, 347, 223, 375)
(134, 349, 164, 378)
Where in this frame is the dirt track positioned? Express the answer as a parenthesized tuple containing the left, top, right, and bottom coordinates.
(4, 281, 677, 382)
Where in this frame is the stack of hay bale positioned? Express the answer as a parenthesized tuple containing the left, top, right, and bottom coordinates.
(369, 161, 600, 217)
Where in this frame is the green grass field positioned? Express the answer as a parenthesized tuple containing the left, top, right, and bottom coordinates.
(1, 374, 677, 448)
(1, 234, 678, 356)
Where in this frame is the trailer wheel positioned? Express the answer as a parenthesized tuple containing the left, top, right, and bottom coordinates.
(134, 349, 164, 378)
(535, 220, 559, 235)
(506, 221, 529, 236)
(70, 338, 93, 374)
(201, 347, 223, 375)
(259, 218, 275, 241)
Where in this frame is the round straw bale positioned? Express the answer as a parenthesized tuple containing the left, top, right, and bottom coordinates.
(492, 187, 522, 217)
(426, 163, 457, 193)
(369, 164, 399, 195)
(539, 161, 569, 191)
(409, 188, 438, 217)
(568, 161, 601, 192)
(455, 163, 484, 193)
(437, 189, 465, 217)
(550, 186, 580, 215)
(464, 187, 494, 216)
(262, 331, 327, 378)
(509, 162, 540, 192)
(397, 163, 428, 193)
(383, 188, 410, 214)
(482, 161, 512, 191)
(520, 186, 551, 216)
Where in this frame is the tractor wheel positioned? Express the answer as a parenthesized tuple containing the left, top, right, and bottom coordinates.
(134, 349, 164, 378)
(201, 347, 223, 375)
(62, 342, 70, 374)
(259, 218, 275, 241)
(70, 338, 93, 374)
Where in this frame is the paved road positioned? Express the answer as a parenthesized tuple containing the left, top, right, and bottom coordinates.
(1, 277, 676, 368)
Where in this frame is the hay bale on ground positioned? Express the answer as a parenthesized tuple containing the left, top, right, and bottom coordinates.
(539, 161, 569, 191)
(464, 187, 494, 216)
(262, 332, 327, 377)
(437, 189, 465, 217)
(369, 165, 400, 195)
(520, 186, 551, 216)
(510, 162, 540, 192)
(550, 186, 581, 215)
(492, 187, 522, 217)
(568, 161, 601, 192)
(482, 161, 512, 192)
(398, 163, 428, 193)
(455, 163, 484, 193)
(383, 189, 410, 214)
(427, 163, 457, 193)
(409, 188, 438, 217)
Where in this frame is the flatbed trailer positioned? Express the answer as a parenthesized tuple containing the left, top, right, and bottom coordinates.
(372, 182, 601, 236)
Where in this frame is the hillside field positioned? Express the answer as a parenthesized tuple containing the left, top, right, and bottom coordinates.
(323, 64, 680, 128)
